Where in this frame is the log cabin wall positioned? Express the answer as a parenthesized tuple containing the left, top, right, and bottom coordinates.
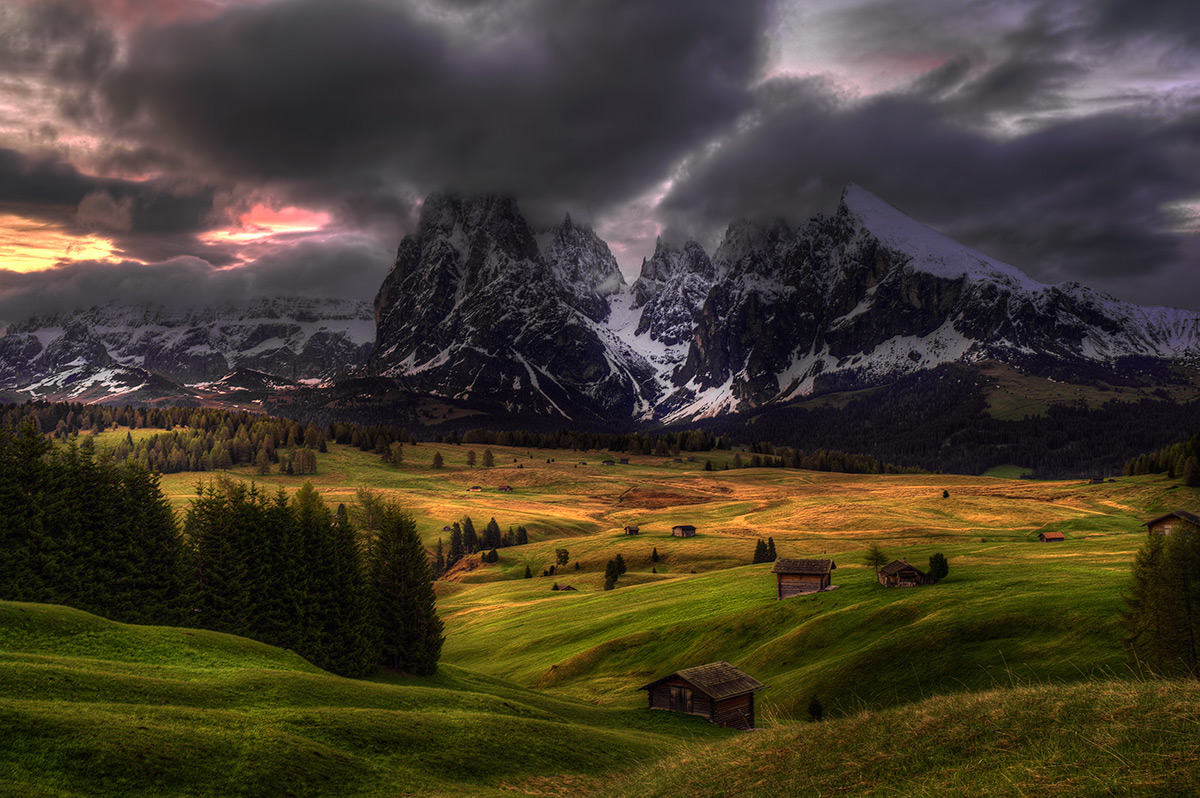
(647, 676, 712, 718)
(711, 694, 754, 730)
(777, 573, 826, 598)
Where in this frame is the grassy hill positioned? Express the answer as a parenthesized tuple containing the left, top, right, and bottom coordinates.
(0, 602, 729, 798)
(14, 433, 1200, 794)
(2, 602, 1197, 797)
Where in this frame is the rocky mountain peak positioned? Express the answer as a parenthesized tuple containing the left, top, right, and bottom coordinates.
(539, 213, 626, 322)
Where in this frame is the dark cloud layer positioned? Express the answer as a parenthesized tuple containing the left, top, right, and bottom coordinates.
(0, 232, 390, 324)
(99, 0, 769, 219)
(661, 77, 1200, 295)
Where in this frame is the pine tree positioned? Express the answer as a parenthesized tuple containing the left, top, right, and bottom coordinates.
(615, 554, 626, 575)
(524, 565, 532, 579)
(431, 451, 444, 469)
(928, 553, 949, 581)
(462, 517, 478, 554)
(467, 450, 477, 467)
(766, 537, 777, 562)
(556, 548, 570, 567)
(1184, 457, 1200, 488)
(370, 506, 444, 675)
(448, 522, 464, 566)
(753, 539, 768, 564)
(482, 449, 494, 468)
(516, 526, 529, 545)
(651, 547, 659, 563)
(485, 517, 502, 549)
(808, 695, 824, 722)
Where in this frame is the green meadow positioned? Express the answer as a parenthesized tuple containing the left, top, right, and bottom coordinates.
(7, 431, 1200, 795)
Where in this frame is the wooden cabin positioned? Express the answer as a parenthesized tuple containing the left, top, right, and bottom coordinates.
(1088, 476, 1105, 485)
(1038, 531, 1066, 542)
(771, 558, 836, 598)
(1145, 510, 1200, 536)
(672, 524, 697, 537)
(619, 458, 630, 464)
(639, 661, 765, 730)
(602, 460, 616, 466)
(624, 525, 641, 535)
(467, 486, 483, 492)
(878, 559, 931, 587)
(497, 485, 514, 493)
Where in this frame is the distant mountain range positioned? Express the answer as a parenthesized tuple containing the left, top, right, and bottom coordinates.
(4, 186, 1200, 426)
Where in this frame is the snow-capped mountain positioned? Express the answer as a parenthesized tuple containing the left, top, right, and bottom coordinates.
(0, 298, 374, 401)
(369, 194, 659, 420)
(369, 185, 1200, 423)
(6, 185, 1199, 420)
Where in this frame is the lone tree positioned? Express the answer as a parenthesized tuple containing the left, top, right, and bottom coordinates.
(370, 506, 444, 675)
(523, 565, 532, 579)
(928, 553, 949, 581)
(942, 489, 950, 499)
(431, 451, 444, 469)
(651, 547, 660, 563)
(864, 542, 888, 576)
(482, 449, 495, 468)
(1122, 531, 1200, 678)
(555, 548, 570, 567)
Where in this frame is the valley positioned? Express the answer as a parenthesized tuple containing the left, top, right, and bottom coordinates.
(3, 433, 1199, 795)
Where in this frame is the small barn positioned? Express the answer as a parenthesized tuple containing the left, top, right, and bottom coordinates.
(1145, 510, 1200, 536)
(639, 661, 765, 730)
(602, 460, 616, 466)
(1039, 531, 1065, 542)
(624, 525, 641, 535)
(619, 458, 630, 464)
(497, 485, 514, 493)
(878, 559, 931, 587)
(467, 486, 482, 493)
(771, 558, 836, 598)
(672, 524, 697, 537)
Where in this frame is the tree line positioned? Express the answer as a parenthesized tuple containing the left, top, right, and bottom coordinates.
(434, 515, 530, 574)
(1123, 433, 1200, 486)
(1123, 527, 1200, 679)
(0, 420, 442, 677)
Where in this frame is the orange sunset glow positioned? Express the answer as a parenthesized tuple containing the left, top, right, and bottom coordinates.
(199, 205, 333, 246)
(0, 213, 121, 272)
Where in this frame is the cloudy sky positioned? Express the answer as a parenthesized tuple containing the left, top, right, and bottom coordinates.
(1, 0, 1198, 324)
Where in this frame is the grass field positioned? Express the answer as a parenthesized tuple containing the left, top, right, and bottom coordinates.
(11, 431, 1200, 795)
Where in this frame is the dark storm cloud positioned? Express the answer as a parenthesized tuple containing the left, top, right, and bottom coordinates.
(98, 0, 769, 216)
(1092, 0, 1200, 50)
(660, 78, 1200, 295)
(0, 233, 391, 325)
(0, 146, 218, 236)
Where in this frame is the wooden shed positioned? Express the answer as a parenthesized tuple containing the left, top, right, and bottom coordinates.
(672, 525, 697, 537)
(771, 558, 836, 599)
(639, 661, 765, 730)
(497, 485, 514, 493)
(878, 559, 931, 587)
(467, 486, 482, 492)
(619, 458, 630, 464)
(624, 525, 641, 535)
(1145, 510, 1200, 536)
(1038, 531, 1066, 542)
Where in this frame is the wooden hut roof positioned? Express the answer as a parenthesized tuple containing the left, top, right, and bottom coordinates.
(1144, 510, 1200, 527)
(771, 558, 836, 575)
(1040, 531, 1066, 541)
(879, 559, 926, 577)
(639, 661, 764, 700)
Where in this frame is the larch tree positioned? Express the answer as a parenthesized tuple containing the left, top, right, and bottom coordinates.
(370, 506, 444, 675)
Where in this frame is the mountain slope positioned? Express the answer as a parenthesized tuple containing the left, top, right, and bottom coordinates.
(0, 298, 375, 401)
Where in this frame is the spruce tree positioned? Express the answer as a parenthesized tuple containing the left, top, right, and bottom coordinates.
(651, 547, 660, 563)
(766, 537, 777, 562)
(462, 517, 478, 554)
(1184, 457, 1200, 488)
(431, 451, 444, 469)
(482, 449, 494, 468)
(808, 695, 824, 722)
(516, 526, 529, 545)
(485, 517, 502, 549)
(524, 565, 532, 579)
(467, 450, 477, 467)
(616, 554, 627, 575)
(448, 523, 464, 566)
(370, 506, 444, 675)
(753, 539, 768, 564)
(928, 553, 949, 581)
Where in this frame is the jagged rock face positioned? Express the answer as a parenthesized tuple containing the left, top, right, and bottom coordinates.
(0, 299, 375, 396)
(631, 240, 715, 345)
(369, 194, 657, 420)
(539, 214, 627, 323)
(662, 185, 1200, 417)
